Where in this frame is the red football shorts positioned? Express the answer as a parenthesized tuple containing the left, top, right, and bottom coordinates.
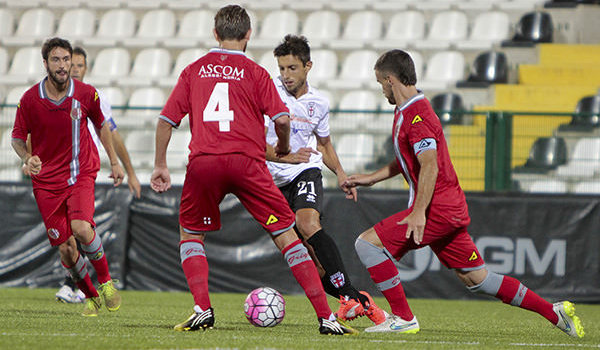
(374, 208, 484, 270)
(33, 175, 96, 246)
(180, 154, 295, 235)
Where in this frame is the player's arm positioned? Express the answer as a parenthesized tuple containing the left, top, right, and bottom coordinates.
(12, 136, 41, 176)
(97, 123, 124, 186)
(273, 115, 291, 156)
(343, 159, 401, 189)
(111, 130, 141, 198)
(266, 143, 316, 164)
(399, 149, 438, 245)
(151, 119, 173, 193)
(317, 135, 356, 201)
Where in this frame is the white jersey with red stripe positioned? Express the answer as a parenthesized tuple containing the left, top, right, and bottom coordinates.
(266, 77, 330, 186)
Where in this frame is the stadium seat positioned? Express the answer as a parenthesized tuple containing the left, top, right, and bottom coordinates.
(556, 137, 600, 177)
(327, 50, 379, 90)
(99, 87, 126, 117)
(0, 47, 45, 85)
(415, 10, 468, 50)
(0, 8, 15, 39)
(167, 129, 192, 170)
(465, 51, 509, 85)
(513, 137, 567, 173)
(124, 9, 176, 47)
(559, 95, 600, 131)
(120, 87, 166, 128)
(0, 48, 8, 75)
(573, 181, 600, 194)
(372, 11, 425, 50)
(336, 133, 376, 173)
(56, 9, 96, 40)
(83, 9, 136, 47)
(330, 11, 383, 50)
(308, 49, 338, 87)
(457, 11, 510, 50)
(166, 10, 214, 48)
(506, 11, 553, 45)
(419, 51, 465, 91)
(119, 48, 172, 86)
(252, 10, 299, 49)
(87, 48, 131, 86)
(2, 8, 55, 46)
(431, 92, 464, 125)
(330, 91, 377, 131)
(528, 180, 567, 193)
(124, 130, 155, 168)
(160, 48, 207, 88)
(258, 52, 279, 78)
(301, 10, 341, 48)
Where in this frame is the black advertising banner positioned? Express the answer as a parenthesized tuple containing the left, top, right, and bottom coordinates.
(0, 183, 130, 288)
(1, 183, 599, 302)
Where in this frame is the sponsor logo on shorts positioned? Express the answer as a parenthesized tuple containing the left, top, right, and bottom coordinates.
(468, 251, 478, 261)
(306, 194, 316, 203)
(411, 115, 423, 124)
(266, 214, 279, 225)
(48, 228, 60, 240)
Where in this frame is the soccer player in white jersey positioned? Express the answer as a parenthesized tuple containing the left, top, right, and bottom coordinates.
(265, 35, 386, 326)
(52, 46, 141, 304)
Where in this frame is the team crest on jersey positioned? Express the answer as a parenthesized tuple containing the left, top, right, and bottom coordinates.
(308, 102, 315, 117)
(70, 99, 82, 121)
(220, 54, 227, 61)
(48, 228, 60, 240)
(266, 214, 279, 225)
(411, 115, 423, 124)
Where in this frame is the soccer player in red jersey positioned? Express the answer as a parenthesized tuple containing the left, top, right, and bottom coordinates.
(343, 49, 584, 337)
(11, 37, 124, 317)
(150, 5, 355, 335)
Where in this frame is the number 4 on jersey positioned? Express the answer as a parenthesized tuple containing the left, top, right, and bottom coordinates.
(203, 82, 234, 132)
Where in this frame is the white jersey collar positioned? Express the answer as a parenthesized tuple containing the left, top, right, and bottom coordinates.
(398, 91, 424, 112)
(209, 47, 247, 57)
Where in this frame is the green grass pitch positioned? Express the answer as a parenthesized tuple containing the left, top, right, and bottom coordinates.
(0, 288, 598, 349)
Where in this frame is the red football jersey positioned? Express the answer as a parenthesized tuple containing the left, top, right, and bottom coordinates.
(12, 78, 103, 190)
(160, 48, 289, 162)
(392, 93, 470, 226)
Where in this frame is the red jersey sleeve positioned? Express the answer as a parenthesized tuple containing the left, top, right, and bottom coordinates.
(407, 110, 438, 149)
(256, 68, 289, 120)
(87, 88, 105, 130)
(160, 67, 191, 127)
(12, 97, 29, 141)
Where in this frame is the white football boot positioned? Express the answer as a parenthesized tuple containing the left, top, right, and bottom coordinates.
(364, 313, 420, 333)
(553, 301, 584, 338)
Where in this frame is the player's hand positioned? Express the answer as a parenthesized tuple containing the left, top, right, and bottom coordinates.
(286, 147, 318, 164)
(274, 142, 291, 157)
(109, 163, 125, 187)
(398, 210, 426, 245)
(127, 173, 142, 199)
(151, 166, 171, 193)
(343, 174, 375, 188)
(24, 155, 42, 176)
(337, 173, 357, 202)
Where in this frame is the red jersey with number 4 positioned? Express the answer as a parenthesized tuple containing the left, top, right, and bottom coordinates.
(12, 78, 104, 190)
(160, 48, 289, 162)
(392, 93, 470, 227)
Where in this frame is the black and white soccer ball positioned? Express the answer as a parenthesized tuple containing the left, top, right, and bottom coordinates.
(244, 287, 285, 327)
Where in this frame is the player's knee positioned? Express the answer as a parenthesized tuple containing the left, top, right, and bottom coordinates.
(295, 219, 320, 239)
(70, 220, 91, 237)
(466, 269, 503, 296)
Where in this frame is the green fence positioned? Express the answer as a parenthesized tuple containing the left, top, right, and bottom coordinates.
(1, 104, 598, 194)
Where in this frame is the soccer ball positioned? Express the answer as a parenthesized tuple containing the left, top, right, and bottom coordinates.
(244, 287, 285, 327)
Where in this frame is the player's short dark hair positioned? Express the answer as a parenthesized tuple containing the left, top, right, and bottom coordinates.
(214, 5, 251, 41)
(374, 49, 417, 86)
(273, 35, 311, 66)
(41, 37, 73, 61)
(73, 46, 87, 65)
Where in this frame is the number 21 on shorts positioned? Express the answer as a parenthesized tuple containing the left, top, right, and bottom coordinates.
(204, 82, 234, 132)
